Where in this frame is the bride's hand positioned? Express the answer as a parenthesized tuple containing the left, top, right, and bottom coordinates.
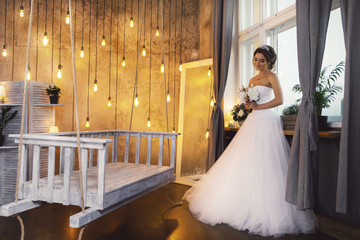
(246, 101, 257, 110)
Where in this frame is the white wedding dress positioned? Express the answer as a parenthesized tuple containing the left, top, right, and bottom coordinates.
(183, 85, 317, 237)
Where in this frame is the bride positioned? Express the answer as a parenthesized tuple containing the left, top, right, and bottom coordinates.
(183, 45, 317, 237)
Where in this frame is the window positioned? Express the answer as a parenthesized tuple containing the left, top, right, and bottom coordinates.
(228, 1, 344, 126)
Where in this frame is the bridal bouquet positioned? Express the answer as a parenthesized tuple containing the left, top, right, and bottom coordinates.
(238, 85, 260, 104)
(231, 103, 252, 121)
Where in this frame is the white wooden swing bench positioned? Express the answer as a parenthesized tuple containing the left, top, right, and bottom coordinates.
(0, 130, 179, 228)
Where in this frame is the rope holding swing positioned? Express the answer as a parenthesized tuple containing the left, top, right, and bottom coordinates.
(14, 0, 36, 239)
(68, 0, 86, 239)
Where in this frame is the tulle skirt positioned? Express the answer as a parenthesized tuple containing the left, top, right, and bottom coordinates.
(183, 109, 318, 237)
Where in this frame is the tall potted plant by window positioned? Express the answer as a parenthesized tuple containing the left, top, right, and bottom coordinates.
(292, 61, 344, 130)
(46, 85, 61, 104)
(0, 107, 18, 146)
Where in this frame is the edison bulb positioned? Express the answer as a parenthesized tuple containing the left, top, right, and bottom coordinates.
(122, 57, 126, 67)
(210, 96, 215, 107)
(2, 45, 7, 57)
(142, 45, 146, 56)
(155, 27, 160, 36)
(134, 94, 139, 106)
(27, 68, 31, 80)
(166, 92, 171, 102)
(93, 80, 98, 92)
(57, 65, 62, 79)
(20, 6, 24, 17)
(208, 67, 211, 76)
(160, 63, 164, 73)
(43, 32, 48, 46)
(172, 127, 175, 133)
(130, 17, 134, 28)
(107, 97, 111, 107)
(179, 63, 183, 72)
(80, 47, 84, 58)
(86, 117, 90, 128)
(66, 11, 70, 24)
(206, 129, 210, 139)
(147, 118, 151, 128)
(101, 36, 106, 46)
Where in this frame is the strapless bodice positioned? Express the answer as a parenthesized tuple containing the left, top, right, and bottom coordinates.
(253, 85, 274, 105)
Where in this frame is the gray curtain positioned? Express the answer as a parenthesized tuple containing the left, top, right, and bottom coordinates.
(285, 0, 332, 210)
(208, 0, 234, 169)
(336, 0, 360, 214)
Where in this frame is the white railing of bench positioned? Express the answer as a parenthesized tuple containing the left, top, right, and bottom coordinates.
(9, 130, 180, 209)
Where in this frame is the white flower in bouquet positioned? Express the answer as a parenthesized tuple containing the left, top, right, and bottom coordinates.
(238, 86, 249, 103)
(238, 109, 245, 117)
(248, 86, 260, 102)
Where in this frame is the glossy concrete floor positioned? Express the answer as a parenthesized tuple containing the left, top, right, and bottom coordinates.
(0, 183, 335, 240)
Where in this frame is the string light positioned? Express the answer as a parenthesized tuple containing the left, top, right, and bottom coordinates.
(107, 96, 111, 107)
(122, 0, 127, 67)
(130, 17, 134, 28)
(142, 45, 146, 56)
(80, 0, 85, 58)
(210, 96, 215, 107)
(57, 65, 62, 79)
(19, 5, 24, 17)
(66, 10, 70, 24)
(155, 27, 160, 36)
(161, 62, 164, 73)
(93, 79, 98, 92)
(86, 117, 90, 127)
(130, 0, 134, 28)
(101, 35, 106, 46)
(134, 94, 139, 106)
(43, 32, 48, 46)
(27, 67, 31, 80)
(2, 45, 7, 57)
(80, 46, 84, 58)
(167, 91, 171, 102)
(107, 0, 113, 109)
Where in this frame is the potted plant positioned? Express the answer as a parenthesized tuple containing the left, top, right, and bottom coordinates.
(292, 61, 344, 130)
(281, 104, 299, 130)
(0, 107, 18, 146)
(46, 85, 61, 104)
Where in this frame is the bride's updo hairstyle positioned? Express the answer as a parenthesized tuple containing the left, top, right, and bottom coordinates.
(254, 45, 277, 70)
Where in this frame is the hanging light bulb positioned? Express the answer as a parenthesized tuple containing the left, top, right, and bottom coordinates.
(107, 97, 112, 107)
(179, 62, 183, 72)
(20, 5, 24, 17)
(206, 128, 210, 139)
(122, 57, 126, 67)
(57, 65, 62, 79)
(27, 67, 31, 80)
(172, 127, 175, 133)
(86, 117, 90, 128)
(134, 94, 139, 106)
(43, 32, 48, 46)
(210, 96, 215, 107)
(160, 62, 164, 73)
(80, 46, 84, 58)
(2, 45, 7, 57)
(93, 79, 98, 92)
(130, 17, 134, 28)
(155, 26, 160, 36)
(142, 45, 146, 56)
(147, 117, 151, 128)
(66, 10, 70, 24)
(208, 66, 211, 77)
(101, 35, 106, 46)
(167, 91, 171, 102)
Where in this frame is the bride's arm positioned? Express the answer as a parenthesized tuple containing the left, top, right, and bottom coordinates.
(247, 74, 284, 110)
